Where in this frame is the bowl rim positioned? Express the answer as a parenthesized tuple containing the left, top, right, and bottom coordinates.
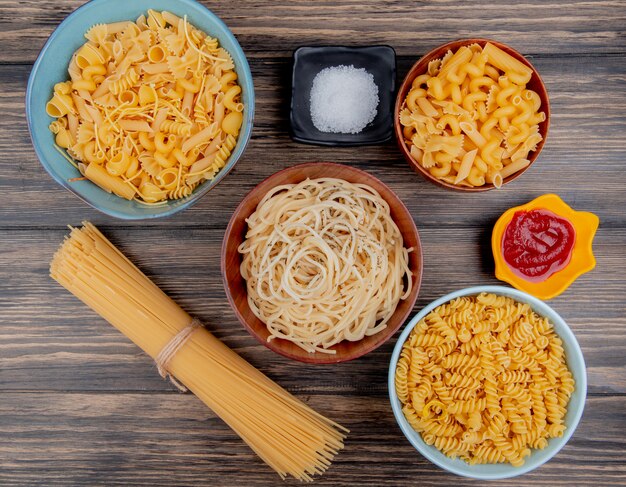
(25, 0, 254, 220)
(393, 38, 550, 192)
(387, 285, 587, 479)
(221, 161, 424, 364)
(289, 45, 397, 147)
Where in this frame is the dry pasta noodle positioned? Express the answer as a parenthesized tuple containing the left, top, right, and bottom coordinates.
(239, 178, 413, 354)
(51, 222, 347, 481)
(395, 292, 574, 466)
(46, 10, 245, 203)
(400, 42, 545, 188)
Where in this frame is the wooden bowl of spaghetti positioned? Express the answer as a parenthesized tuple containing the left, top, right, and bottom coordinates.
(394, 38, 550, 192)
(222, 162, 423, 364)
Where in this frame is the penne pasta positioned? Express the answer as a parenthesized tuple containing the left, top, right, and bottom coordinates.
(181, 122, 218, 154)
(85, 160, 136, 199)
(460, 121, 487, 148)
(500, 158, 530, 178)
(118, 119, 153, 132)
(454, 149, 477, 184)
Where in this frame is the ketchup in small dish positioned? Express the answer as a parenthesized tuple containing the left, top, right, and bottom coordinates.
(492, 194, 599, 300)
(502, 209, 576, 282)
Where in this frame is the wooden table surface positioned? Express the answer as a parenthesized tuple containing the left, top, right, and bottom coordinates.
(1, 1, 625, 485)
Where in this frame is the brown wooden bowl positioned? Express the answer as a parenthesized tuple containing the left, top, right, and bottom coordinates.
(221, 162, 423, 364)
(394, 38, 550, 192)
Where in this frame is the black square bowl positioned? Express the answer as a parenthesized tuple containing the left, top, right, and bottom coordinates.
(290, 45, 396, 146)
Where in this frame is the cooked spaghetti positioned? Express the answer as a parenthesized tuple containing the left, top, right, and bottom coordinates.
(238, 178, 413, 354)
(50, 222, 347, 482)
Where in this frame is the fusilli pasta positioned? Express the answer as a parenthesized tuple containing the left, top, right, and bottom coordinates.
(395, 292, 575, 466)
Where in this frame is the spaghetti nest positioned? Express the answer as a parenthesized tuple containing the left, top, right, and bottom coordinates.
(239, 178, 413, 354)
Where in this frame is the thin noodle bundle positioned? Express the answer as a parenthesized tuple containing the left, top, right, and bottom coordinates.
(50, 222, 347, 482)
(239, 178, 413, 353)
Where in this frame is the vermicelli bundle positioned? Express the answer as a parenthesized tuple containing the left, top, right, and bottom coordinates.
(50, 222, 347, 482)
(239, 178, 413, 353)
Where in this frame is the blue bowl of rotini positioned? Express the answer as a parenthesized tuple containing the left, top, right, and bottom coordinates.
(26, 0, 254, 219)
(388, 285, 586, 479)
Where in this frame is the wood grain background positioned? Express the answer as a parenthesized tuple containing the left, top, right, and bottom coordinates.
(1, 1, 625, 485)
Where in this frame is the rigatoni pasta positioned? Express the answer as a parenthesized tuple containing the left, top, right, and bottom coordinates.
(395, 293, 574, 466)
(46, 10, 244, 203)
(400, 43, 545, 188)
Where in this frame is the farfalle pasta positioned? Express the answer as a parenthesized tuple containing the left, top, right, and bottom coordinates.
(46, 10, 244, 203)
(395, 293, 574, 466)
(400, 43, 545, 188)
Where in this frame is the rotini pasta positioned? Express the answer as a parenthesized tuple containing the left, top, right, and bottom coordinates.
(395, 292, 575, 466)
(46, 10, 244, 203)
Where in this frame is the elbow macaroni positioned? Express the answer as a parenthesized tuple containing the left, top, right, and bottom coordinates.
(394, 293, 574, 466)
(400, 43, 544, 188)
(46, 10, 244, 202)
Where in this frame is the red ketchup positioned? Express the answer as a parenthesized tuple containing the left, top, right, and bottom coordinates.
(501, 209, 576, 282)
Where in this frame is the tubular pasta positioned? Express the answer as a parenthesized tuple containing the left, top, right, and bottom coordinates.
(454, 149, 477, 184)
(500, 158, 531, 178)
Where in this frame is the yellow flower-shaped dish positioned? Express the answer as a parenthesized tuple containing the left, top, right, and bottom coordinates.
(492, 194, 599, 300)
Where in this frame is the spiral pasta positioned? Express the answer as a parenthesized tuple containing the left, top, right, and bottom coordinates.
(395, 292, 575, 466)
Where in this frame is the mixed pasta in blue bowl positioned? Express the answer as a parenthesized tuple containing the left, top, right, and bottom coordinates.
(27, 0, 254, 219)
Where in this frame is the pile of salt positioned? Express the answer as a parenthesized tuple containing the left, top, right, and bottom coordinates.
(309, 65, 379, 134)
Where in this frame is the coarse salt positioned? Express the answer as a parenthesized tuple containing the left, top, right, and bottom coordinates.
(309, 65, 379, 134)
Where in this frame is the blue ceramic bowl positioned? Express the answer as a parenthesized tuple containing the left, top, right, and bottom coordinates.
(388, 285, 587, 479)
(26, 0, 254, 219)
